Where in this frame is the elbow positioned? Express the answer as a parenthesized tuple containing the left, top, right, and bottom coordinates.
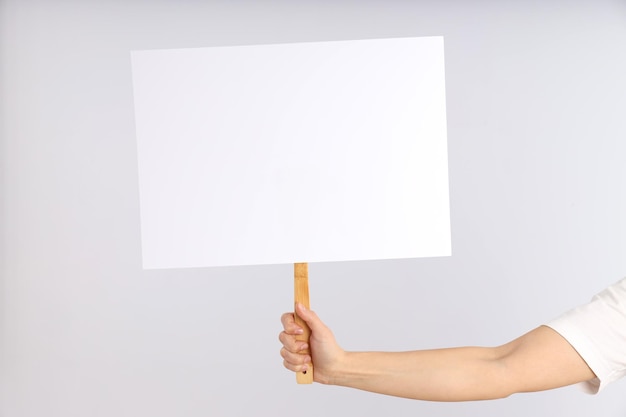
(484, 347, 524, 400)
(493, 385, 517, 400)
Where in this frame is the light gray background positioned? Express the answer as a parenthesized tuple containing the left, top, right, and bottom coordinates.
(1, 1, 625, 416)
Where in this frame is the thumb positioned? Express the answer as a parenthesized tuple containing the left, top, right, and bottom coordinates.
(295, 303, 327, 334)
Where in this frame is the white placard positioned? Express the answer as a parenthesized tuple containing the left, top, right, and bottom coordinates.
(132, 37, 451, 269)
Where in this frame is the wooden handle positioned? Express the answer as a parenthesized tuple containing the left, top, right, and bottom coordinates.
(294, 262, 313, 384)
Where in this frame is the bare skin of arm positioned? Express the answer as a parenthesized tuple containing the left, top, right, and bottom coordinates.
(279, 303, 596, 401)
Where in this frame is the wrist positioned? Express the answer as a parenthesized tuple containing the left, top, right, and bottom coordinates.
(323, 350, 356, 386)
(315, 349, 350, 386)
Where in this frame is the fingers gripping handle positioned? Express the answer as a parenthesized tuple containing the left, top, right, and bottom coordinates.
(294, 263, 313, 384)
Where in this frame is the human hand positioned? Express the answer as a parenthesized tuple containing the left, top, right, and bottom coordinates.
(279, 303, 345, 384)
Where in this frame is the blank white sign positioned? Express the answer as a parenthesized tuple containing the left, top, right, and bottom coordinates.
(132, 36, 451, 269)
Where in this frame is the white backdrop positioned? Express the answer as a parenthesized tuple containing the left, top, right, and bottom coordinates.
(2, 1, 626, 416)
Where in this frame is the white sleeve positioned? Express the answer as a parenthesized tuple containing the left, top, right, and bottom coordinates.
(545, 278, 626, 394)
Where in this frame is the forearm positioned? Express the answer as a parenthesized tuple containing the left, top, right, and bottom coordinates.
(328, 347, 511, 401)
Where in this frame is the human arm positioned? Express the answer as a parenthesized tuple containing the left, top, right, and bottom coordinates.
(279, 303, 596, 401)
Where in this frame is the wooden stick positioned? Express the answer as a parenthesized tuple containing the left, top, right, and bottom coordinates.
(294, 262, 313, 384)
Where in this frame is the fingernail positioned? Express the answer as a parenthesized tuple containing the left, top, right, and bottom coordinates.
(301, 343, 308, 351)
(295, 328, 304, 335)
